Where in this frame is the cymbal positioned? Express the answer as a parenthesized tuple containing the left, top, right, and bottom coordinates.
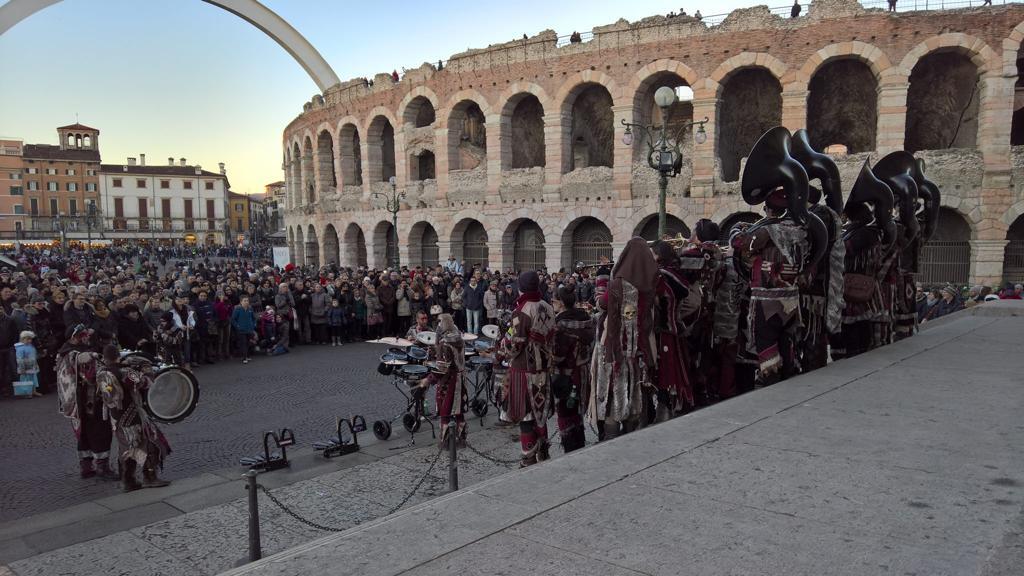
(461, 333, 478, 341)
(383, 359, 409, 366)
(371, 337, 414, 347)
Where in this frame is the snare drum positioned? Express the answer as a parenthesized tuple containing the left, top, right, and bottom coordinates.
(397, 364, 429, 382)
(406, 346, 428, 363)
(378, 352, 409, 376)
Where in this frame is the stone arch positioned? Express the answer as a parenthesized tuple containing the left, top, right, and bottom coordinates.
(630, 68, 695, 167)
(372, 220, 397, 268)
(295, 225, 305, 265)
(562, 82, 616, 172)
(633, 213, 691, 241)
(1002, 212, 1024, 283)
(316, 129, 336, 194)
(500, 87, 548, 170)
(627, 59, 699, 100)
(446, 97, 488, 172)
(305, 224, 319, 267)
(920, 206, 973, 286)
(407, 220, 440, 269)
(899, 33, 999, 78)
(1007, 22, 1024, 146)
(338, 121, 363, 188)
(717, 66, 782, 182)
(301, 136, 315, 204)
(0, 0, 341, 91)
(710, 52, 788, 91)
(367, 114, 396, 182)
(451, 217, 489, 270)
(322, 223, 339, 265)
(797, 42, 893, 84)
(806, 58, 879, 153)
(503, 218, 546, 273)
(343, 222, 368, 268)
(563, 216, 613, 269)
(399, 90, 439, 128)
(718, 211, 762, 243)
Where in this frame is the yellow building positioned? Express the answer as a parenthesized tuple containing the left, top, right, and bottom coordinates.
(228, 191, 249, 244)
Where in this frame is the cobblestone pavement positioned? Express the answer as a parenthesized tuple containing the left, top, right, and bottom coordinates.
(0, 341, 410, 522)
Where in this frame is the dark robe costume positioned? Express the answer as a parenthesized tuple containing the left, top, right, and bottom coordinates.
(551, 306, 595, 453)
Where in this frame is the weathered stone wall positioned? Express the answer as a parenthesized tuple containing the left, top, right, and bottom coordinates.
(807, 59, 877, 153)
(906, 52, 980, 153)
(283, 2, 1024, 284)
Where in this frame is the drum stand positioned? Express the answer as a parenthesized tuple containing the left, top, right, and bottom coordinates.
(465, 365, 494, 426)
(387, 375, 435, 450)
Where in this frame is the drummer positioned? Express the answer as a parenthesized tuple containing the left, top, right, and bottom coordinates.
(421, 314, 468, 448)
(406, 310, 432, 342)
(98, 344, 172, 492)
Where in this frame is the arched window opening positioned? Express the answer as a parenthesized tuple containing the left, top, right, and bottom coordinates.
(302, 136, 315, 203)
(505, 93, 545, 169)
(291, 143, 302, 206)
(410, 222, 440, 268)
(570, 217, 612, 267)
(368, 116, 396, 182)
(568, 84, 614, 172)
(83, 135, 92, 148)
(1003, 216, 1024, 284)
(718, 212, 762, 243)
(67, 134, 75, 147)
(807, 59, 878, 153)
(637, 214, 690, 242)
(411, 151, 436, 181)
(404, 96, 436, 128)
(906, 51, 980, 153)
(344, 223, 368, 268)
(512, 220, 546, 273)
(919, 207, 971, 285)
(339, 124, 363, 187)
(448, 101, 487, 171)
(295, 227, 306, 265)
(317, 130, 336, 193)
(633, 72, 694, 164)
(463, 220, 489, 270)
(306, 226, 320, 268)
(718, 68, 782, 182)
(323, 224, 340, 265)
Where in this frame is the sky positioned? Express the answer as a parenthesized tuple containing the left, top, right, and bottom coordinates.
(0, 0, 757, 195)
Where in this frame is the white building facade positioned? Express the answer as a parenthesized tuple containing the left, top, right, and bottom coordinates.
(98, 156, 229, 245)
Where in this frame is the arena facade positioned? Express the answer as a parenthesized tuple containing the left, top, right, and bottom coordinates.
(281, 0, 1024, 286)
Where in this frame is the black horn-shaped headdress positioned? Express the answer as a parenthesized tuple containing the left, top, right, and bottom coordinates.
(791, 129, 843, 214)
(846, 159, 896, 246)
(873, 151, 920, 245)
(741, 126, 828, 270)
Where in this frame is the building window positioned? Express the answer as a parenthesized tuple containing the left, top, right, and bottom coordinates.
(184, 180, 192, 190)
(25, 168, 37, 175)
(237, 218, 243, 230)
(235, 203, 243, 213)
(47, 182, 57, 192)
(8, 172, 20, 180)
(13, 205, 24, 215)
(66, 182, 78, 192)
(160, 180, 170, 189)
(205, 181, 214, 190)
(9, 186, 22, 196)
(112, 178, 122, 188)
(66, 169, 76, 176)
(27, 181, 38, 191)
(85, 182, 96, 192)
(29, 198, 38, 215)
(86, 169, 96, 176)
(45, 168, 56, 175)
(136, 179, 146, 188)
(69, 199, 78, 215)
(49, 198, 58, 215)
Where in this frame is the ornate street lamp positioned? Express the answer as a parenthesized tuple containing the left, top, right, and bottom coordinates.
(621, 85, 709, 239)
(373, 175, 404, 270)
(51, 211, 70, 251)
(85, 199, 101, 267)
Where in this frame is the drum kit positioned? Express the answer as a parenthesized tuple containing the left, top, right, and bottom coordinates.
(370, 331, 437, 443)
(120, 349, 200, 424)
(465, 324, 503, 420)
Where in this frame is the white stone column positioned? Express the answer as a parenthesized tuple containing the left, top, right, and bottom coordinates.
(690, 91, 719, 198)
(543, 112, 570, 201)
(612, 105, 633, 201)
(970, 239, 1009, 287)
(485, 115, 502, 202)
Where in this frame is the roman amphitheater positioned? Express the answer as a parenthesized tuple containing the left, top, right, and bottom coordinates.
(281, 0, 1024, 286)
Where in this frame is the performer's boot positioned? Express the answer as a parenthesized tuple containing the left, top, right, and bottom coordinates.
(79, 457, 96, 479)
(121, 460, 142, 493)
(142, 466, 171, 489)
(95, 458, 120, 481)
(519, 422, 538, 468)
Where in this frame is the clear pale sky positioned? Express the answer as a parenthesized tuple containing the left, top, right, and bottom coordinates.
(0, 0, 757, 195)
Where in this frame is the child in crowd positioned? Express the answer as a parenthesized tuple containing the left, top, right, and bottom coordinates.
(327, 299, 346, 346)
(273, 312, 290, 355)
(258, 305, 277, 353)
(15, 330, 41, 397)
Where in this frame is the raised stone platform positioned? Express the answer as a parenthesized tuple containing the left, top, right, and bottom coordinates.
(226, 303, 1024, 576)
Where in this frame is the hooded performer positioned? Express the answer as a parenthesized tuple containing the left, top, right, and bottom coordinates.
(426, 313, 468, 448)
(56, 324, 117, 480)
(590, 237, 658, 439)
(498, 270, 555, 467)
(550, 286, 595, 453)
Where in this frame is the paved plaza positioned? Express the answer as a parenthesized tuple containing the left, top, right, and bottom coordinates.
(0, 340, 410, 522)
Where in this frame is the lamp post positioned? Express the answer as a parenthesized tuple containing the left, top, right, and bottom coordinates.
(52, 211, 70, 252)
(85, 199, 100, 268)
(621, 85, 709, 239)
(373, 176, 404, 270)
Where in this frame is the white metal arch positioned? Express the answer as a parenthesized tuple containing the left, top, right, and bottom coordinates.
(0, 0, 341, 92)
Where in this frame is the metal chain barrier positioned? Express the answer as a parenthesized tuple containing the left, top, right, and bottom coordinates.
(463, 440, 522, 466)
(254, 449, 444, 533)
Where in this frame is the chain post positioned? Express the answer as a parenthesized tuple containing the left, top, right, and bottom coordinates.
(245, 470, 262, 562)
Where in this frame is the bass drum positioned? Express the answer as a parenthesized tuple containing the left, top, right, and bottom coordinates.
(143, 366, 200, 424)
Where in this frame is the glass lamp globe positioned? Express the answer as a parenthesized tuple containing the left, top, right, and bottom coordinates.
(654, 86, 678, 109)
(622, 128, 634, 146)
(695, 125, 708, 145)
